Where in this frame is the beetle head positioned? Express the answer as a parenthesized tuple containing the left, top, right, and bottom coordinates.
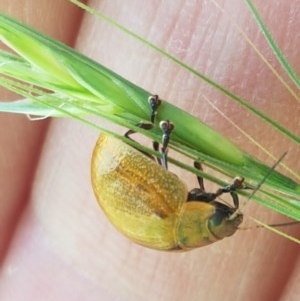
(208, 202, 243, 239)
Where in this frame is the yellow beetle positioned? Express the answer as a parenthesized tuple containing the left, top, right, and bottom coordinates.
(91, 133, 244, 251)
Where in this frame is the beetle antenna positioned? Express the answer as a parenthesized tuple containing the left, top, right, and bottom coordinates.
(247, 151, 287, 202)
(230, 151, 287, 220)
(240, 220, 299, 230)
(238, 218, 300, 244)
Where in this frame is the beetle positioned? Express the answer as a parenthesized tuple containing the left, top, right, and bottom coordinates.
(91, 131, 245, 251)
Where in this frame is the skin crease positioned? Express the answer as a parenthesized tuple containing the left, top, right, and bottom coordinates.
(0, 0, 299, 300)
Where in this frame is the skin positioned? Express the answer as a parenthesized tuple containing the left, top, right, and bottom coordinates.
(0, 0, 299, 300)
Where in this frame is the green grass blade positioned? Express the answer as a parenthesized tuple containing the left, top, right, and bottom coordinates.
(245, 0, 300, 88)
(67, 0, 300, 145)
(0, 13, 299, 221)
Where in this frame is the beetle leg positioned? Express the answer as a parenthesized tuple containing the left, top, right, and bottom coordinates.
(211, 177, 245, 208)
(230, 192, 239, 209)
(125, 94, 161, 139)
(148, 95, 165, 165)
(152, 140, 162, 166)
(188, 176, 245, 208)
(159, 120, 175, 170)
(148, 94, 161, 124)
(194, 161, 205, 191)
(124, 122, 153, 139)
(124, 95, 175, 171)
(219, 177, 245, 209)
(124, 95, 164, 165)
